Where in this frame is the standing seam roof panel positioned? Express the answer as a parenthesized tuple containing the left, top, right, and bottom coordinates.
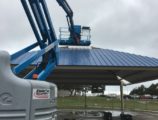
(87, 50, 95, 65)
(89, 50, 99, 66)
(82, 49, 92, 66)
(141, 56, 158, 66)
(93, 49, 106, 66)
(118, 51, 145, 66)
(106, 50, 129, 66)
(90, 49, 102, 66)
(98, 49, 114, 66)
(108, 50, 131, 66)
(125, 52, 151, 67)
(11, 48, 158, 67)
(103, 50, 121, 66)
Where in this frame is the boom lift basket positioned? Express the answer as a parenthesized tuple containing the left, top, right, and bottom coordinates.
(59, 26, 91, 46)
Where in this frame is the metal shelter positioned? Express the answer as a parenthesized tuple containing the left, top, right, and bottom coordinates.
(12, 47, 158, 87)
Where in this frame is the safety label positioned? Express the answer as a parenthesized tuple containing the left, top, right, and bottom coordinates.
(33, 89, 50, 100)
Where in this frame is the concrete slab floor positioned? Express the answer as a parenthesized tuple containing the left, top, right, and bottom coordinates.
(56, 110, 158, 120)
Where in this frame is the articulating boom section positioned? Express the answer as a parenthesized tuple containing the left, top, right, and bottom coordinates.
(57, 0, 91, 46)
(11, 0, 58, 80)
(11, 0, 91, 81)
(56, 0, 74, 31)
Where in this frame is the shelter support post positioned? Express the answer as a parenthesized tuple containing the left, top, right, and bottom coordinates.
(84, 87, 87, 110)
(120, 80, 124, 114)
(117, 76, 131, 114)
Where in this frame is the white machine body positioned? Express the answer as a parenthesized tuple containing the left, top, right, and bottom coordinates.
(0, 51, 57, 120)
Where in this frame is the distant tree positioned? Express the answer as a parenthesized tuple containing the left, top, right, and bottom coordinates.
(130, 85, 146, 95)
(130, 83, 158, 95)
(130, 88, 138, 95)
(138, 85, 146, 95)
(57, 85, 91, 96)
(146, 83, 158, 95)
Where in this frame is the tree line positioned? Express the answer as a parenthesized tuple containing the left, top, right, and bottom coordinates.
(130, 83, 158, 95)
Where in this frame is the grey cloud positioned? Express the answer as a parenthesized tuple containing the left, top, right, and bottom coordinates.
(1, 0, 158, 57)
(0, 0, 158, 57)
(89, 0, 158, 57)
(0, 0, 36, 53)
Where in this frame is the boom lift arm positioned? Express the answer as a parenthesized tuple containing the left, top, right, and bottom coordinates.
(11, 0, 91, 81)
(57, 0, 91, 46)
(11, 0, 59, 80)
(56, 0, 74, 34)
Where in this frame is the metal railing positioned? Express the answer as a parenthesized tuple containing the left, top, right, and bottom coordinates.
(59, 27, 91, 41)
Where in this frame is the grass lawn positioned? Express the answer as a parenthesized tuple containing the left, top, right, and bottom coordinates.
(57, 96, 158, 111)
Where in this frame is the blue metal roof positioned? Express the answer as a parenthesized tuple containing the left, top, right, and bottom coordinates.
(11, 47, 158, 68)
(11, 51, 42, 65)
(11, 47, 158, 85)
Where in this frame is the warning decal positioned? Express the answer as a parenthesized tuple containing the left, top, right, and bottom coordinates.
(33, 89, 50, 100)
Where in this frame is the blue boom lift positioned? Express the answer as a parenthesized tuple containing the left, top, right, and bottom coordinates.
(10, 0, 91, 81)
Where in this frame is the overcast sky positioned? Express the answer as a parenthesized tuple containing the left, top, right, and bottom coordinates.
(0, 0, 158, 93)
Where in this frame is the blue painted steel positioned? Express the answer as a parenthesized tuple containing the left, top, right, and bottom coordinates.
(59, 40, 91, 46)
(33, 0, 53, 44)
(16, 0, 59, 80)
(57, 0, 73, 17)
(38, 62, 56, 80)
(40, 0, 57, 42)
(57, 0, 74, 29)
(74, 25, 81, 35)
(11, 48, 158, 67)
(24, 63, 43, 79)
(24, 68, 40, 79)
(11, 41, 39, 61)
(21, 0, 45, 49)
(12, 41, 58, 74)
